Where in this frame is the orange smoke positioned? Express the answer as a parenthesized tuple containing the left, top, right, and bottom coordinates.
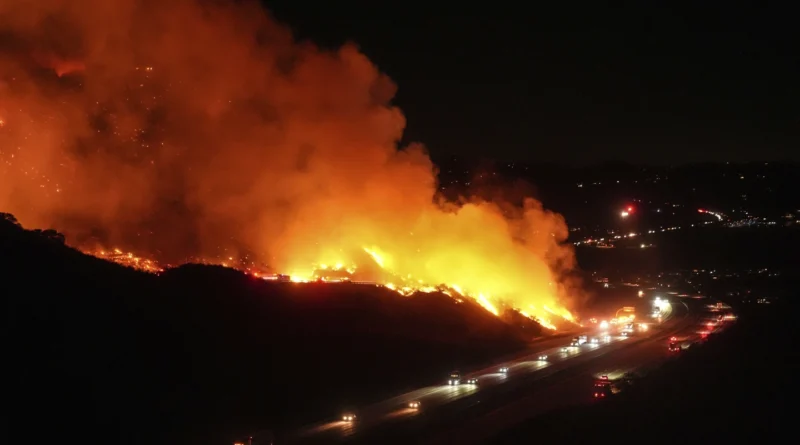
(0, 0, 581, 327)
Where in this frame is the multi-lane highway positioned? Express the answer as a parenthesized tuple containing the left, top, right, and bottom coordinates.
(424, 307, 706, 445)
(264, 296, 728, 445)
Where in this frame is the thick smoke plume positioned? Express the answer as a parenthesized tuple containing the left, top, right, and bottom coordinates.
(0, 0, 581, 324)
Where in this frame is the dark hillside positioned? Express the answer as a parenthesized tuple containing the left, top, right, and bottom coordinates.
(2, 213, 530, 445)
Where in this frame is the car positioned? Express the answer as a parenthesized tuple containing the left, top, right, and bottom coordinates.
(620, 331, 629, 337)
(499, 366, 509, 373)
(465, 377, 478, 384)
(590, 337, 599, 344)
(538, 354, 548, 361)
(408, 401, 420, 409)
(560, 347, 569, 352)
(342, 413, 356, 422)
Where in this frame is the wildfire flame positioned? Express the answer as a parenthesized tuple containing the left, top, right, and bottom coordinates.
(92, 248, 164, 274)
(86, 241, 575, 329)
(0, 0, 581, 330)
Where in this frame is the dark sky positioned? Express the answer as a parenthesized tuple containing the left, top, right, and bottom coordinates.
(263, 2, 798, 165)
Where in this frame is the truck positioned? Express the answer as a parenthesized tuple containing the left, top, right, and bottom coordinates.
(571, 336, 587, 346)
(447, 371, 477, 385)
(591, 374, 635, 399)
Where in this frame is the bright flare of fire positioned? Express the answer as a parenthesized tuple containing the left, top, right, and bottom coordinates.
(0, 0, 580, 330)
(93, 248, 164, 273)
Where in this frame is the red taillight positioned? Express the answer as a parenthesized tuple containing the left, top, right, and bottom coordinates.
(594, 393, 598, 397)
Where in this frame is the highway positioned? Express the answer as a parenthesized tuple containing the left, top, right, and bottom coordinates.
(273, 297, 725, 445)
(423, 306, 706, 445)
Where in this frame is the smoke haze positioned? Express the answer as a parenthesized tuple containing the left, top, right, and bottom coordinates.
(0, 0, 581, 324)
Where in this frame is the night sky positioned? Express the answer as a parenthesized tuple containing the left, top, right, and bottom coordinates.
(264, 2, 798, 165)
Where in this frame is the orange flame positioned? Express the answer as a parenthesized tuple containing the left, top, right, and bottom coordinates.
(0, 0, 580, 329)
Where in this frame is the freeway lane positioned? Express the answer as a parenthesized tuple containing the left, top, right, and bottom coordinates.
(281, 332, 593, 443)
(281, 303, 686, 445)
(340, 301, 697, 445)
(424, 307, 708, 445)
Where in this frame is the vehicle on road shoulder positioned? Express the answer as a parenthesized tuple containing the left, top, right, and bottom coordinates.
(592, 375, 630, 400)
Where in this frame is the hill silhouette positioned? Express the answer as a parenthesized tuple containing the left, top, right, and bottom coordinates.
(2, 212, 534, 444)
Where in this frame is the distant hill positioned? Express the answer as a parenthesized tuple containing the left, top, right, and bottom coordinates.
(2, 212, 531, 444)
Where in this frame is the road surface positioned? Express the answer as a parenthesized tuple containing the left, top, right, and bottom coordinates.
(276, 298, 721, 444)
(423, 308, 708, 444)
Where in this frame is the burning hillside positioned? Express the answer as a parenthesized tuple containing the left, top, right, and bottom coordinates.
(0, 0, 581, 328)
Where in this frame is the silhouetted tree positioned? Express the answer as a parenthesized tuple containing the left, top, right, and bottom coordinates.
(42, 229, 66, 244)
(1, 212, 20, 227)
(30, 228, 66, 244)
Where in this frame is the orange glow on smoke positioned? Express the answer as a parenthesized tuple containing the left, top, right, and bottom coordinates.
(0, 0, 580, 329)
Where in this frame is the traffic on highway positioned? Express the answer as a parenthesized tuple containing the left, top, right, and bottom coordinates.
(240, 296, 735, 445)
